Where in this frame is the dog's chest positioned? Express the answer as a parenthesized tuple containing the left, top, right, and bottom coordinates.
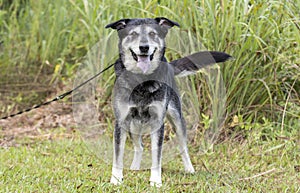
(113, 60, 176, 126)
(128, 80, 168, 124)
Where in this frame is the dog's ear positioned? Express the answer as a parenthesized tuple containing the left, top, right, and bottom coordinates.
(105, 19, 131, 30)
(155, 17, 180, 28)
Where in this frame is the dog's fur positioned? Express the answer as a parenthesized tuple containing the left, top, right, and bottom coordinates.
(106, 17, 231, 187)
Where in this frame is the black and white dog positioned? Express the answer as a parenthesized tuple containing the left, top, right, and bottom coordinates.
(106, 17, 231, 187)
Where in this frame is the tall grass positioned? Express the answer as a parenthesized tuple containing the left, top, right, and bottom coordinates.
(0, 0, 299, 139)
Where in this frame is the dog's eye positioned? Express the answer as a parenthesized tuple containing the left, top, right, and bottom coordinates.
(130, 31, 138, 36)
(149, 31, 156, 37)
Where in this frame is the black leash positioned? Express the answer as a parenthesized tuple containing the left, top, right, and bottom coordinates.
(0, 63, 114, 120)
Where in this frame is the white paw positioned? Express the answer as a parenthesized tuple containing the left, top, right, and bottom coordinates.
(110, 175, 123, 185)
(150, 173, 162, 188)
(150, 181, 162, 188)
(185, 166, 195, 173)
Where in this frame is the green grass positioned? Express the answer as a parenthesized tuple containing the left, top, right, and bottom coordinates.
(0, 137, 299, 192)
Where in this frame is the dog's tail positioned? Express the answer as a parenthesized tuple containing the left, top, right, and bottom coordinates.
(170, 51, 232, 77)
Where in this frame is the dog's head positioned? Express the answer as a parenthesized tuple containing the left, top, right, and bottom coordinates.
(106, 17, 179, 74)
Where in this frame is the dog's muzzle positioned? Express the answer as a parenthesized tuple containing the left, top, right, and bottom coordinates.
(130, 48, 157, 73)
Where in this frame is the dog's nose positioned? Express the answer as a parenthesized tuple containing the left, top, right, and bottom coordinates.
(139, 45, 149, 53)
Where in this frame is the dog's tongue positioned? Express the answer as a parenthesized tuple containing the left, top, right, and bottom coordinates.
(137, 56, 150, 73)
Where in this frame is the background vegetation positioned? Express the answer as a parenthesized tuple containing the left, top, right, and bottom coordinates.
(1, 0, 299, 132)
(0, 0, 299, 192)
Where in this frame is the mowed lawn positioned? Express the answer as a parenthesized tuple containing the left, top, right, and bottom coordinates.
(0, 134, 299, 192)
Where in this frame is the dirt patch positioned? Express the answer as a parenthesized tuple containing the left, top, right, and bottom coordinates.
(0, 98, 78, 147)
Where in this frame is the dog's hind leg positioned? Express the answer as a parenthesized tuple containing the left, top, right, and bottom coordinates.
(150, 125, 164, 187)
(167, 103, 195, 173)
(110, 123, 127, 185)
(129, 132, 143, 170)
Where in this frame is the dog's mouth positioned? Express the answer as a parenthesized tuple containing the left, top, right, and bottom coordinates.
(130, 48, 157, 73)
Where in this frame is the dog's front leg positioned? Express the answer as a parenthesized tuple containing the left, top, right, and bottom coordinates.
(110, 123, 127, 185)
(150, 125, 164, 187)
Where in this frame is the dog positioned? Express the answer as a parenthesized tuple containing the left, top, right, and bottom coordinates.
(105, 17, 231, 187)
